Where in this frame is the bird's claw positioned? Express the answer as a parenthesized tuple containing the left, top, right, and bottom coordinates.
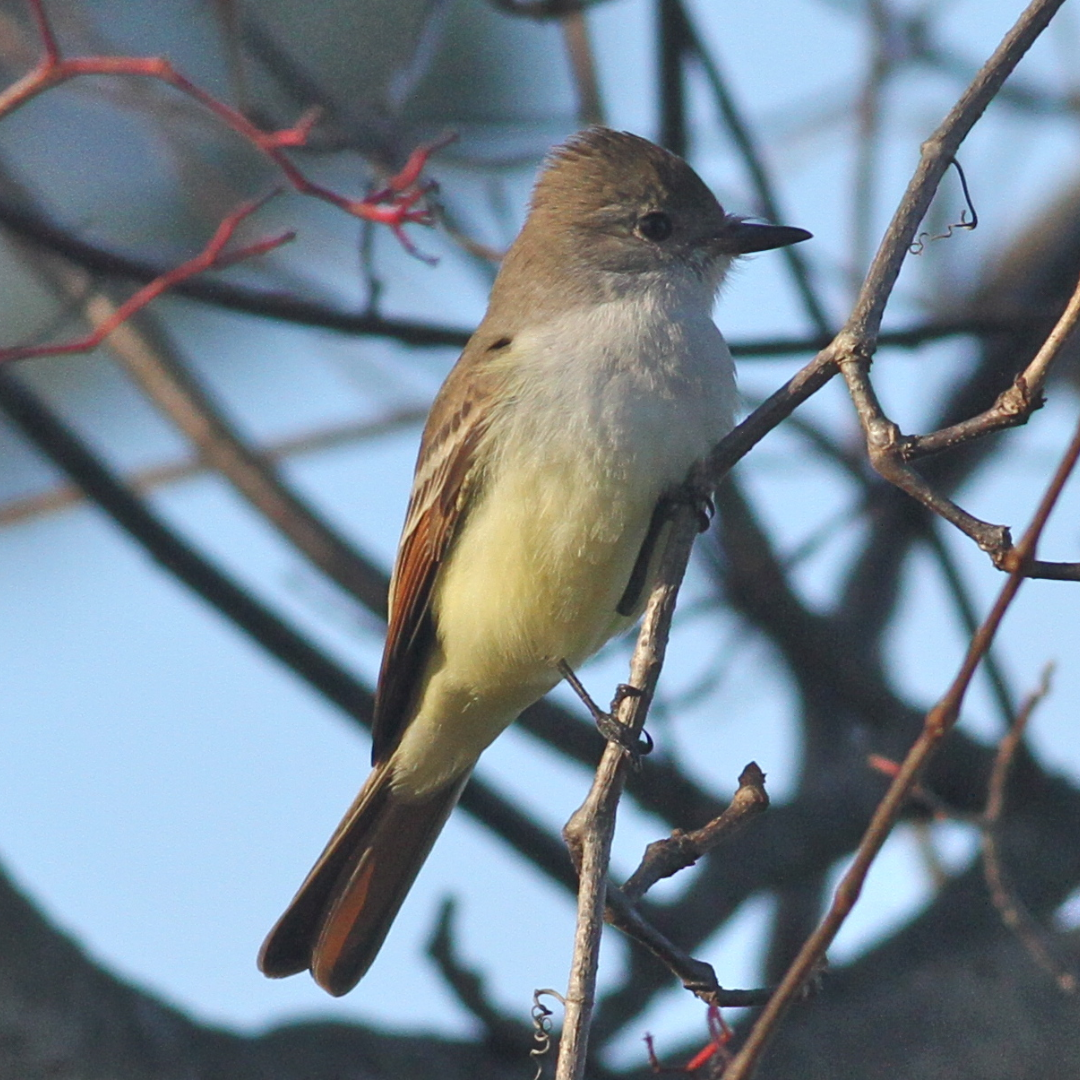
(597, 685, 652, 768)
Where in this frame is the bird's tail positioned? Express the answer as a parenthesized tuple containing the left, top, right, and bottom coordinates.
(258, 762, 469, 996)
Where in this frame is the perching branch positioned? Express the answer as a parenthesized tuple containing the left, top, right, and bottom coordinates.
(555, 502, 702, 1080)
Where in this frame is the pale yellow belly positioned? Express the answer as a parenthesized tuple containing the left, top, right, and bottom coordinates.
(389, 460, 656, 794)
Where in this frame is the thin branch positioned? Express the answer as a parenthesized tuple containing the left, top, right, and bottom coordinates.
(596, 764, 771, 1010)
(561, 8, 604, 125)
(426, 899, 536, 1053)
(841, 262, 1080, 564)
(601, 887, 772, 1011)
(850, 0, 891, 285)
(0, 366, 374, 722)
(0, 196, 1053, 351)
(723, 403, 1080, 1080)
(0, 407, 428, 526)
(0, 0, 449, 254)
(841, 359, 1013, 552)
(58, 279, 390, 614)
(923, 524, 1017, 728)
(555, 503, 701, 1080)
(0, 196, 293, 364)
(621, 762, 769, 904)
(657, 0, 687, 158)
(0, 197, 474, 345)
(901, 266, 1080, 461)
(981, 666, 1079, 993)
(843, 0, 1067, 348)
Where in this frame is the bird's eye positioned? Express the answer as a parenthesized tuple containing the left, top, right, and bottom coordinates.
(636, 211, 673, 242)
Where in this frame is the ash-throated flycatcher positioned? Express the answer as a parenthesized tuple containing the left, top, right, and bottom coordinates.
(259, 128, 810, 995)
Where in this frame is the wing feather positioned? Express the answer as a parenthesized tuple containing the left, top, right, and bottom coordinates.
(371, 359, 500, 762)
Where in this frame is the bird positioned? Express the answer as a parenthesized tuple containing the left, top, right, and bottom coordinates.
(258, 127, 810, 996)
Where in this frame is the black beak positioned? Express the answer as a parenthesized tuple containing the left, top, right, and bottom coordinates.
(716, 220, 812, 255)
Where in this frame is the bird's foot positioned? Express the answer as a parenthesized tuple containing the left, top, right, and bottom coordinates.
(597, 684, 653, 766)
(558, 662, 652, 768)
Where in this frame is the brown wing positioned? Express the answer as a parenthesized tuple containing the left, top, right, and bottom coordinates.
(371, 358, 498, 763)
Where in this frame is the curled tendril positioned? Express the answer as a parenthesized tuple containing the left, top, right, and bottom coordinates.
(530, 988, 566, 1080)
(910, 157, 979, 254)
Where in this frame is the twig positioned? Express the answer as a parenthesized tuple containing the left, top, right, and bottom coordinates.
(0, 367, 375, 722)
(561, 7, 603, 125)
(0, 197, 1053, 350)
(901, 266, 1080, 462)
(0, 407, 428, 526)
(0, 196, 474, 344)
(657, 0, 688, 158)
(80, 287, 389, 614)
(0, 196, 293, 365)
(673, 0, 831, 335)
(839, 261, 1080, 566)
(923, 524, 1016, 727)
(0, 0, 449, 255)
(597, 765, 771, 1010)
(621, 763, 769, 904)
(555, 503, 701, 1080)
(427, 899, 534, 1050)
(723, 403, 1080, 1079)
(832, 0, 1077, 565)
(851, 0, 892, 287)
(981, 666, 1078, 993)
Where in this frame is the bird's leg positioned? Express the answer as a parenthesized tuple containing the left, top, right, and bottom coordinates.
(557, 660, 652, 765)
(677, 480, 715, 533)
(617, 497, 670, 616)
(616, 486, 714, 618)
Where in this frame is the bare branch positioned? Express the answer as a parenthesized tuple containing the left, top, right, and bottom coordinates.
(982, 667, 1079, 994)
(621, 762, 769, 904)
(591, 764, 771, 1010)
(561, 8, 603, 125)
(0, 407, 428, 526)
(0, 196, 294, 365)
(0, 0, 449, 253)
(724, 404, 1080, 1080)
(426, 899, 536, 1052)
(902, 266, 1080, 460)
(556, 502, 701, 1080)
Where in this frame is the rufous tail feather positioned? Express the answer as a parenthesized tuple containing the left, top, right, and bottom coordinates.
(258, 763, 470, 996)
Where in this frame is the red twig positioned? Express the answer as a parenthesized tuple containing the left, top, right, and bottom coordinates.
(0, 0, 450, 255)
(645, 1005, 733, 1074)
(0, 195, 293, 365)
